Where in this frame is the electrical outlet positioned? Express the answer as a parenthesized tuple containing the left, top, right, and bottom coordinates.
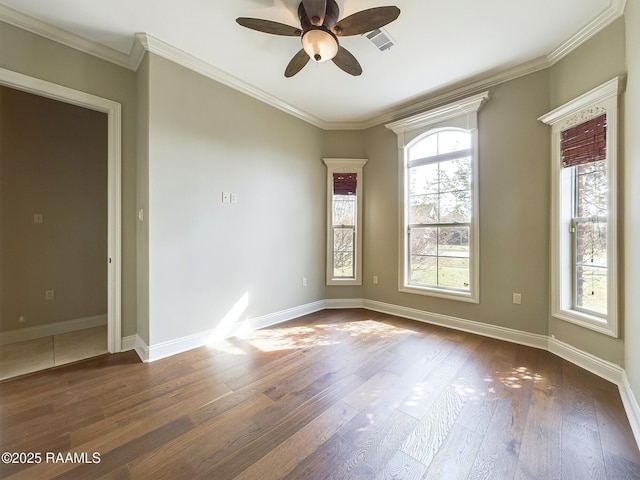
(230, 193, 238, 204)
(302, 277, 307, 287)
(373, 275, 379, 285)
(45, 290, 55, 301)
(34, 213, 43, 224)
(512, 293, 522, 305)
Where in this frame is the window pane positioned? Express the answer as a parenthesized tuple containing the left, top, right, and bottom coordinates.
(576, 265, 607, 315)
(333, 228, 354, 253)
(439, 191, 471, 223)
(439, 157, 471, 193)
(333, 227, 354, 278)
(438, 257, 470, 290)
(437, 130, 471, 154)
(438, 227, 469, 258)
(576, 220, 607, 267)
(410, 227, 437, 256)
(576, 159, 606, 175)
(333, 196, 355, 225)
(409, 255, 437, 286)
(410, 194, 438, 224)
(576, 161, 607, 217)
(409, 134, 438, 161)
(334, 251, 354, 278)
(409, 163, 439, 195)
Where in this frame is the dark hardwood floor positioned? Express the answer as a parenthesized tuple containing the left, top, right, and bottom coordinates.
(1, 309, 639, 479)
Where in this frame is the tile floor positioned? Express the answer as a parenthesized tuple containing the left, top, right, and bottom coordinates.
(0, 326, 107, 381)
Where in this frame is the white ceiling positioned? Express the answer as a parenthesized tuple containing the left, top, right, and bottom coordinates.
(0, 0, 623, 128)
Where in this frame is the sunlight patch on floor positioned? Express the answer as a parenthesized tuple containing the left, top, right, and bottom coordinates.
(242, 319, 408, 352)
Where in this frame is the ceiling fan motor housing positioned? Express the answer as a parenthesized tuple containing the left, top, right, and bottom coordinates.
(298, 0, 340, 30)
(298, 1, 340, 62)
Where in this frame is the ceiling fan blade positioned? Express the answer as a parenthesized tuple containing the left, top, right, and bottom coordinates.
(285, 49, 311, 77)
(332, 6, 400, 36)
(236, 17, 302, 36)
(332, 46, 362, 76)
(302, 0, 327, 25)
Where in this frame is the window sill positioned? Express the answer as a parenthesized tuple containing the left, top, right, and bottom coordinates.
(327, 278, 362, 286)
(553, 309, 617, 337)
(400, 285, 479, 304)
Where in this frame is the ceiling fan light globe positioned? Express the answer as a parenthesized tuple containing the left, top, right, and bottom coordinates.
(301, 28, 338, 63)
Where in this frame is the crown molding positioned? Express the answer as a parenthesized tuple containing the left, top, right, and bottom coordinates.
(0, 4, 136, 70)
(0, 1, 628, 130)
(547, 0, 627, 65)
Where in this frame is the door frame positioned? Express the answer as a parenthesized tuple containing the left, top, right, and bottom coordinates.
(0, 67, 122, 353)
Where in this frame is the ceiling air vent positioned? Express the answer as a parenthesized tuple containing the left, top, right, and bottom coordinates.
(365, 28, 396, 52)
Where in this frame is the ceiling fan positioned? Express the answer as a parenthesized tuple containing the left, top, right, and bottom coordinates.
(236, 0, 401, 77)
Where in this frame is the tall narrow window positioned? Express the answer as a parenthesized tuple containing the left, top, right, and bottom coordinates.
(387, 92, 488, 303)
(540, 77, 622, 337)
(323, 158, 367, 286)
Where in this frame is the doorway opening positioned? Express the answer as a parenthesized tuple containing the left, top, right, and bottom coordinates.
(0, 68, 122, 379)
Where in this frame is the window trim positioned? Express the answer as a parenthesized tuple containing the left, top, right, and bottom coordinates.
(386, 91, 489, 303)
(539, 76, 624, 338)
(323, 158, 367, 286)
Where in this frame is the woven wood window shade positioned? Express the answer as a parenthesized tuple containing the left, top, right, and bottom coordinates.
(561, 114, 606, 168)
(333, 173, 357, 195)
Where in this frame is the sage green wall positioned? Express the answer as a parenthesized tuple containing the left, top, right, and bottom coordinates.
(548, 18, 626, 365)
(0, 20, 138, 337)
(352, 71, 551, 334)
(550, 19, 626, 109)
(145, 54, 326, 345)
(624, 2, 640, 400)
(0, 87, 107, 331)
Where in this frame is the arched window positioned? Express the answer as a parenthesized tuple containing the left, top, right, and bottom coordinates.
(387, 92, 487, 303)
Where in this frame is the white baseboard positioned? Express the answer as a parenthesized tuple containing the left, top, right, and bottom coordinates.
(0, 314, 107, 345)
(134, 335, 150, 363)
(362, 299, 548, 350)
(144, 300, 326, 363)
(547, 336, 624, 385)
(620, 372, 640, 447)
(324, 298, 364, 309)
(120, 334, 137, 352)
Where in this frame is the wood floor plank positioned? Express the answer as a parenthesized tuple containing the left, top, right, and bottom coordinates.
(282, 433, 357, 480)
(194, 373, 365, 479)
(423, 423, 484, 480)
(331, 409, 418, 479)
(400, 385, 465, 467)
(514, 387, 562, 480)
(126, 393, 273, 479)
(234, 401, 358, 480)
(374, 450, 427, 480)
(603, 451, 640, 480)
(467, 396, 522, 480)
(561, 419, 607, 479)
